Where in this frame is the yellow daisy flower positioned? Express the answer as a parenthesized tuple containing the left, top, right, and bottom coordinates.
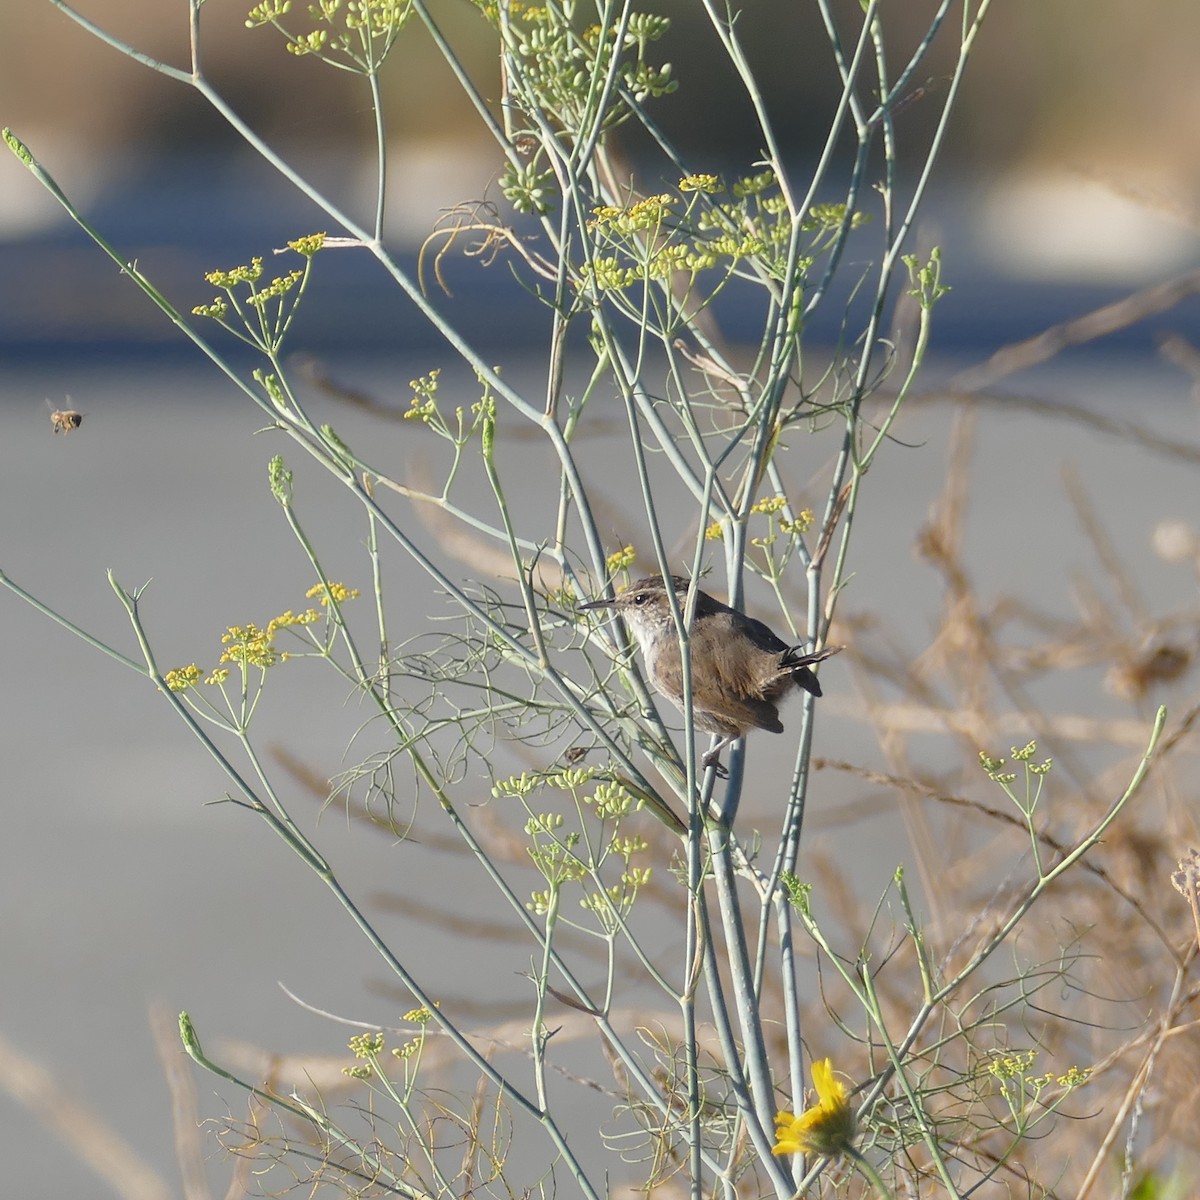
(773, 1058, 856, 1158)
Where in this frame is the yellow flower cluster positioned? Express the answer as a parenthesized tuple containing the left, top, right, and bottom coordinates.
(191, 298, 228, 321)
(162, 584, 358, 690)
(288, 232, 327, 257)
(348, 1031, 386, 1058)
(706, 502, 813, 543)
(164, 662, 232, 691)
(193, 237, 323, 328)
(205, 258, 263, 289)
(403, 368, 441, 422)
(268, 608, 320, 632)
(220, 623, 280, 669)
(164, 664, 203, 692)
(606, 545, 636, 574)
(590, 194, 674, 234)
(750, 495, 788, 515)
(244, 269, 304, 308)
(781, 509, 814, 535)
(307, 581, 360, 606)
(986, 1049, 1036, 1079)
(985, 1048, 1088, 1091)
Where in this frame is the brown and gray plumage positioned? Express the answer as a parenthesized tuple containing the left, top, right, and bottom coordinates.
(582, 575, 841, 774)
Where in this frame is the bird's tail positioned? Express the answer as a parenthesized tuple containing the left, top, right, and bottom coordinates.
(781, 643, 844, 698)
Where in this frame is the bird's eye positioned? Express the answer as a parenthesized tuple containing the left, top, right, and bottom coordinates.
(633, 593, 648, 606)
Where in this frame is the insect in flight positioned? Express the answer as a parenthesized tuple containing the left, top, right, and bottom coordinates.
(47, 398, 84, 435)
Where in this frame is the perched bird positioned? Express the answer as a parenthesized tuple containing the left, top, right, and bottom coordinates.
(582, 575, 840, 774)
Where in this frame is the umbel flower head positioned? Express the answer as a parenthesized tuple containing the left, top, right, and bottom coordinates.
(773, 1058, 857, 1158)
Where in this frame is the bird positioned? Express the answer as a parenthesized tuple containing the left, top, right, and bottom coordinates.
(582, 575, 840, 775)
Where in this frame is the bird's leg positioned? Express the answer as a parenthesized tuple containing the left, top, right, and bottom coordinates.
(701, 735, 737, 779)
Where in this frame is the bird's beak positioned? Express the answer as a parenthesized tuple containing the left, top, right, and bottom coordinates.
(579, 596, 617, 611)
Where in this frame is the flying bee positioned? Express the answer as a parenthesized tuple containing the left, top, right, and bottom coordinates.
(47, 398, 84, 434)
(50, 409, 83, 434)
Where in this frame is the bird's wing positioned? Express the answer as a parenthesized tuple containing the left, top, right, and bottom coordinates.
(736, 613, 790, 654)
(704, 650, 788, 732)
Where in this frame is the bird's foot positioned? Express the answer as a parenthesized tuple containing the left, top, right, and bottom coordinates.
(701, 750, 729, 779)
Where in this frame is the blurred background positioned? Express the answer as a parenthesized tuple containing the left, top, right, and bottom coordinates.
(3, 0, 1200, 355)
(3, 1, 1200, 1197)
